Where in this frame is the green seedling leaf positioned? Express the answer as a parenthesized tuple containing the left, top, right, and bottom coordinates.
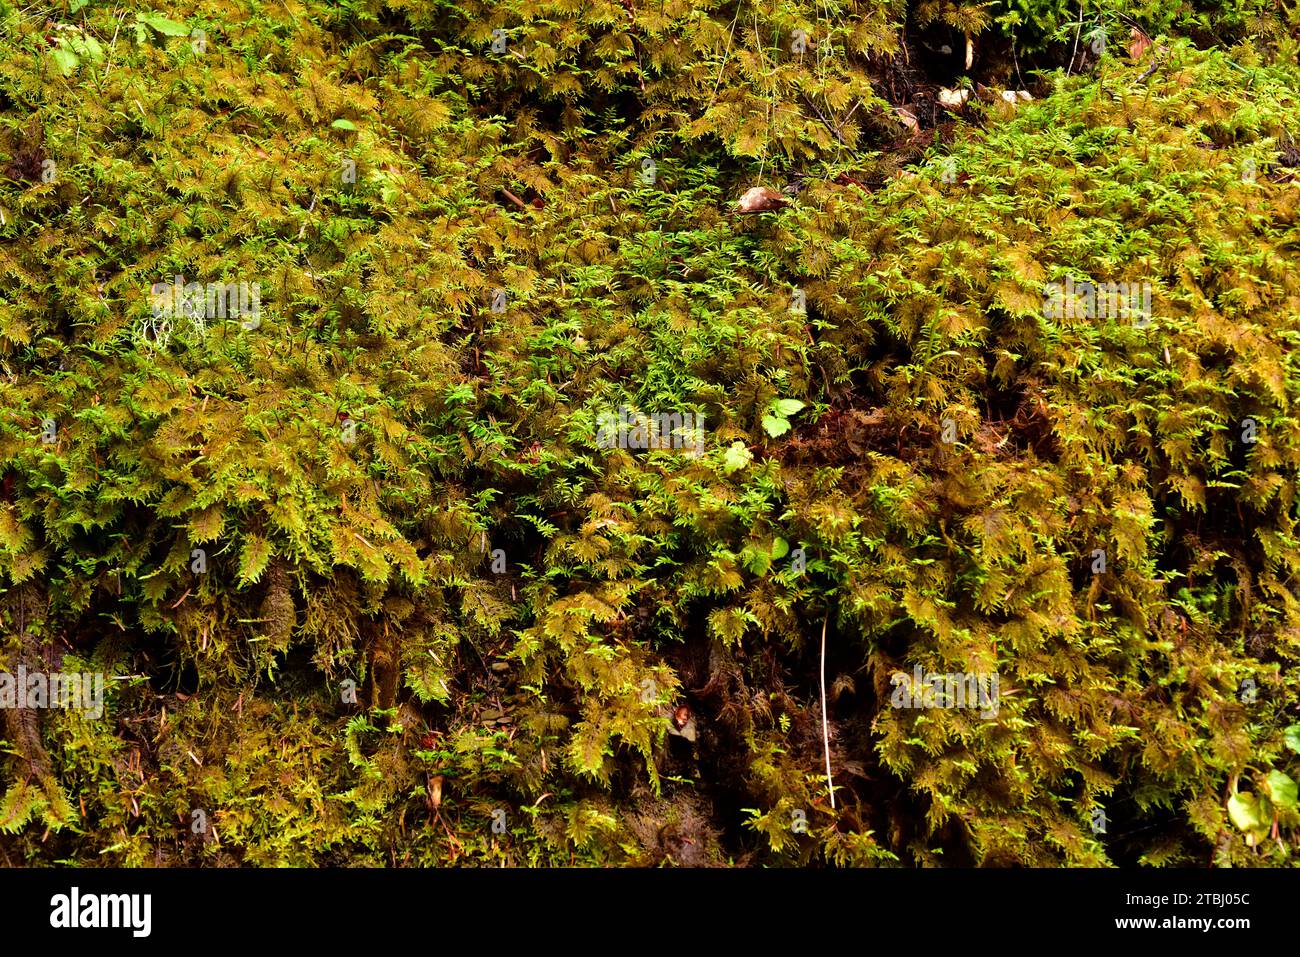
(1284, 725, 1300, 755)
(1227, 791, 1268, 835)
(74, 35, 104, 62)
(771, 537, 789, 560)
(770, 398, 806, 418)
(138, 12, 190, 36)
(50, 47, 78, 75)
(721, 441, 752, 474)
(762, 414, 791, 438)
(1266, 770, 1298, 810)
(331, 118, 357, 131)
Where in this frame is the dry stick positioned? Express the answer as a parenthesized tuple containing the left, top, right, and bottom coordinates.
(800, 94, 847, 146)
(704, 8, 742, 114)
(819, 615, 835, 810)
(1068, 2, 1083, 76)
(102, 8, 126, 82)
(753, 14, 769, 183)
(840, 98, 864, 131)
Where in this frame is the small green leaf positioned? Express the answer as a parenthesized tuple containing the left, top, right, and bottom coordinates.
(770, 537, 789, 560)
(70, 0, 88, 12)
(1266, 770, 1298, 810)
(721, 441, 752, 474)
(81, 35, 104, 61)
(331, 118, 357, 131)
(50, 47, 78, 75)
(1227, 792, 1267, 834)
(762, 415, 791, 438)
(138, 12, 190, 36)
(1284, 725, 1300, 755)
(770, 398, 806, 417)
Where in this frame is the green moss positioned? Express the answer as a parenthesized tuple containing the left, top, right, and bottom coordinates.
(0, 1, 1297, 866)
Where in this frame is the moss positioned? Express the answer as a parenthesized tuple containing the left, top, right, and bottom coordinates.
(0, 1, 1297, 866)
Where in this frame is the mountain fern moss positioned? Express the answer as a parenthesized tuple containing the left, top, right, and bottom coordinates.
(0, 2, 1298, 865)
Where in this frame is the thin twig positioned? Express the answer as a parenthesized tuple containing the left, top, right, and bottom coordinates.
(102, 8, 125, 82)
(704, 7, 741, 114)
(819, 615, 835, 810)
(1068, 2, 1083, 76)
(800, 93, 847, 146)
